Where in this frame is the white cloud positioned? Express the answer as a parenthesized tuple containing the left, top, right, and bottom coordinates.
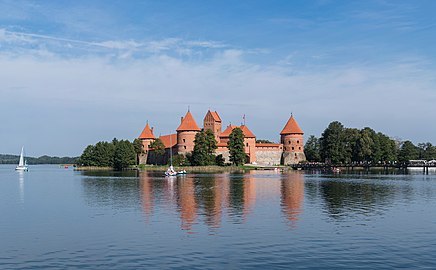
(0, 30, 435, 156)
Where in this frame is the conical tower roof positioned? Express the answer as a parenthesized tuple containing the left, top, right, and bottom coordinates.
(280, 115, 303, 135)
(177, 111, 201, 132)
(139, 122, 155, 139)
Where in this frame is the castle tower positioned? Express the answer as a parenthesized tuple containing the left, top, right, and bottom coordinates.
(203, 110, 222, 142)
(280, 115, 306, 165)
(176, 110, 201, 154)
(138, 122, 156, 164)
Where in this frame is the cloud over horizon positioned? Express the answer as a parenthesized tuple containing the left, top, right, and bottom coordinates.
(1, 1, 435, 156)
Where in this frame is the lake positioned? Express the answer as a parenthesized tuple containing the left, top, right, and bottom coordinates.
(1, 165, 436, 269)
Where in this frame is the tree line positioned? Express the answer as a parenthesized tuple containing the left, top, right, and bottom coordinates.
(0, 154, 78, 165)
(304, 121, 436, 164)
(77, 138, 143, 170)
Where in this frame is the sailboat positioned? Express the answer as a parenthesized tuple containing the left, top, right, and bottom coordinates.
(15, 146, 28, 171)
(165, 136, 177, 177)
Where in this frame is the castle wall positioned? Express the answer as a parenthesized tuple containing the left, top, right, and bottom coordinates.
(256, 150, 282, 165)
(282, 152, 306, 165)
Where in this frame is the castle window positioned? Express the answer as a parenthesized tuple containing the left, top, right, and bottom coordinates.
(184, 146, 186, 149)
(292, 147, 294, 150)
(299, 147, 301, 150)
(246, 143, 248, 147)
(297, 140, 300, 144)
(183, 139, 185, 143)
(288, 140, 291, 144)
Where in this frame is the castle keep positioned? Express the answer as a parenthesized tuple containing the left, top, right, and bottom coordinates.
(138, 110, 306, 165)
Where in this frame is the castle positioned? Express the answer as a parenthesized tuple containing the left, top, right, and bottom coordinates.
(138, 110, 306, 165)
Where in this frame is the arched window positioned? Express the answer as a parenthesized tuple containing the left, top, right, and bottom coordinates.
(297, 140, 299, 144)
(183, 139, 185, 143)
(184, 146, 186, 149)
(292, 147, 294, 150)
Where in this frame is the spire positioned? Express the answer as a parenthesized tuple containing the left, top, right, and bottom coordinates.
(177, 111, 201, 131)
(280, 115, 304, 135)
(139, 122, 156, 139)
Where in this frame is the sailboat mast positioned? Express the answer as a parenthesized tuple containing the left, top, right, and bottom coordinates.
(169, 135, 173, 166)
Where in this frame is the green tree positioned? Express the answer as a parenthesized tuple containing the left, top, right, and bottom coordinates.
(417, 142, 436, 160)
(377, 133, 398, 162)
(215, 154, 225, 166)
(342, 128, 360, 163)
(304, 135, 321, 162)
(398, 141, 419, 163)
(78, 145, 96, 166)
(149, 138, 165, 164)
(228, 127, 246, 166)
(133, 138, 144, 165)
(320, 121, 345, 164)
(205, 129, 218, 157)
(192, 131, 209, 166)
(356, 127, 376, 162)
(93, 141, 115, 167)
(191, 130, 218, 166)
(113, 140, 136, 170)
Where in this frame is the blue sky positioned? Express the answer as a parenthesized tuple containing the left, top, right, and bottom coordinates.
(1, 0, 435, 156)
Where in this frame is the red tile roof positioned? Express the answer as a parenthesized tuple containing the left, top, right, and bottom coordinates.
(210, 111, 222, 122)
(159, 134, 177, 149)
(219, 124, 256, 138)
(176, 111, 201, 131)
(139, 122, 155, 139)
(280, 115, 304, 135)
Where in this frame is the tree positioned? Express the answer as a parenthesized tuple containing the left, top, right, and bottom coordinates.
(377, 133, 398, 163)
(356, 127, 376, 162)
(342, 128, 360, 163)
(417, 142, 436, 160)
(113, 140, 136, 170)
(228, 127, 246, 166)
(398, 141, 419, 163)
(192, 131, 209, 166)
(77, 145, 96, 166)
(304, 135, 321, 162)
(93, 141, 115, 167)
(149, 138, 165, 164)
(320, 121, 346, 164)
(205, 129, 218, 157)
(133, 138, 144, 165)
(191, 130, 218, 166)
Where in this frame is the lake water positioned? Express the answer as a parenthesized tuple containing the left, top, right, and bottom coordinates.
(1, 165, 436, 269)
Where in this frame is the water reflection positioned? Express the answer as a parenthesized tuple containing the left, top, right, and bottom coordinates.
(281, 172, 304, 228)
(79, 170, 435, 232)
(18, 171, 25, 203)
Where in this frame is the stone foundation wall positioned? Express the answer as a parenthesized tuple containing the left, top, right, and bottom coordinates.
(256, 150, 282, 166)
(282, 151, 306, 165)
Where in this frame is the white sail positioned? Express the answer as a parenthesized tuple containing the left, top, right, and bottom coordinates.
(18, 147, 25, 167)
(16, 146, 28, 171)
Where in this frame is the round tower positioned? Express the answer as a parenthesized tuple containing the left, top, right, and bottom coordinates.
(138, 122, 156, 164)
(176, 110, 201, 154)
(280, 115, 306, 165)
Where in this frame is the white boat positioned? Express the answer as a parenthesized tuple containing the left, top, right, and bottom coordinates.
(15, 146, 28, 171)
(165, 136, 177, 177)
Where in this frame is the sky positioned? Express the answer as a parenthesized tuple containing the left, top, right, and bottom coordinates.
(1, 0, 435, 157)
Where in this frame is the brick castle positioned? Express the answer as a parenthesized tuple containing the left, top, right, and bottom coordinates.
(138, 110, 306, 165)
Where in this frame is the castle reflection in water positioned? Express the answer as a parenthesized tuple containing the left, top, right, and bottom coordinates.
(139, 171, 304, 231)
